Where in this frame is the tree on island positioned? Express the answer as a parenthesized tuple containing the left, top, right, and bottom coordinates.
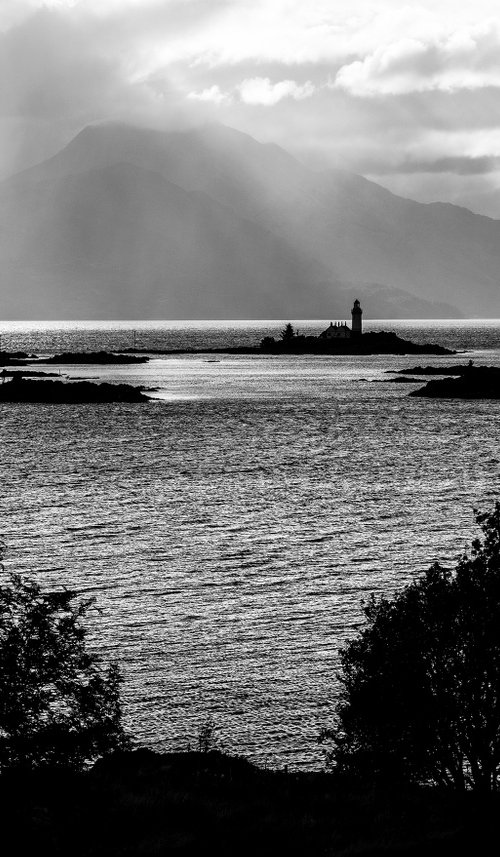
(280, 322, 296, 341)
(324, 503, 500, 792)
(0, 548, 129, 771)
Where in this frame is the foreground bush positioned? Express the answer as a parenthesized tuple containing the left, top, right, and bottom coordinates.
(0, 560, 129, 771)
(326, 503, 500, 792)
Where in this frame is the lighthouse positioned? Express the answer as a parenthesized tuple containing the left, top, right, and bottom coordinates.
(351, 299, 363, 337)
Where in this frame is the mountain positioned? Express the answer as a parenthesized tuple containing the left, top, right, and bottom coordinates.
(0, 160, 329, 318)
(1, 121, 498, 318)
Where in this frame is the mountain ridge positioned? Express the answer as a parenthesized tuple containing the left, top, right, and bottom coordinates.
(1, 121, 497, 319)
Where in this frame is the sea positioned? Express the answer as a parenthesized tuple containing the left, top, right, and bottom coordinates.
(1, 318, 500, 770)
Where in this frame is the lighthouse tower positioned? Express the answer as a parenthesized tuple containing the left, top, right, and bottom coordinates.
(351, 299, 363, 337)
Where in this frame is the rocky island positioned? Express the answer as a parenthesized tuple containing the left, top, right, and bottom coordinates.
(1, 349, 149, 366)
(385, 362, 500, 398)
(40, 350, 149, 364)
(259, 327, 454, 356)
(260, 303, 454, 354)
(0, 377, 152, 403)
(408, 364, 500, 399)
(0, 369, 61, 378)
(119, 302, 455, 357)
(0, 350, 38, 366)
(395, 364, 476, 376)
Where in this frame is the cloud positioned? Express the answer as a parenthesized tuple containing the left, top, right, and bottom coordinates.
(366, 155, 500, 176)
(187, 85, 231, 105)
(0, 3, 224, 176)
(334, 24, 500, 96)
(187, 76, 316, 108)
(4, 1, 500, 214)
(238, 77, 315, 106)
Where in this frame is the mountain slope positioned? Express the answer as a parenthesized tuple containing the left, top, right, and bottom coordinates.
(1, 121, 498, 318)
(0, 160, 330, 318)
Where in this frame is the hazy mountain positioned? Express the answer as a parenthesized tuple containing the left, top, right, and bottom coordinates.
(0, 160, 330, 318)
(2, 121, 499, 318)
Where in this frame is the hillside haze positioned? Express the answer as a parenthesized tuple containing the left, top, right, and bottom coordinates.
(1, 121, 499, 319)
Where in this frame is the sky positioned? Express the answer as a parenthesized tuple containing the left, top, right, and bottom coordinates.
(3, 0, 500, 216)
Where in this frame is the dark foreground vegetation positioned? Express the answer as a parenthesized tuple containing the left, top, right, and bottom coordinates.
(2, 748, 499, 856)
(324, 505, 500, 792)
(0, 572, 129, 771)
(0, 377, 151, 402)
(3, 506, 500, 853)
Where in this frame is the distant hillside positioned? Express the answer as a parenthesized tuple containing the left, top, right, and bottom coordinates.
(2, 121, 499, 318)
(0, 160, 328, 318)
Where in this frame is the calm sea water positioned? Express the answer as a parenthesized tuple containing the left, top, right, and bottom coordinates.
(1, 319, 500, 769)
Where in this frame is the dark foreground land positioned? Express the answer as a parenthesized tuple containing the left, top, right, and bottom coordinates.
(0, 378, 151, 403)
(407, 365, 500, 398)
(1, 749, 498, 857)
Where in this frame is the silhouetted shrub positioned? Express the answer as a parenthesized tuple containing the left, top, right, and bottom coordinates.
(260, 336, 276, 350)
(0, 551, 129, 771)
(197, 717, 220, 752)
(324, 503, 500, 792)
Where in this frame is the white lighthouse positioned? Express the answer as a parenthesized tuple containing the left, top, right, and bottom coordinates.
(351, 299, 363, 337)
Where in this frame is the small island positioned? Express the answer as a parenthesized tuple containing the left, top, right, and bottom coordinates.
(119, 302, 456, 357)
(0, 377, 152, 403)
(260, 302, 454, 354)
(0, 350, 38, 366)
(260, 325, 453, 356)
(40, 350, 149, 364)
(0, 349, 149, 366)
(408, 364, 500, 399)
(394, 364, 476, 376)
(0, 369, 61, 378)
(382, 362, 500, 398)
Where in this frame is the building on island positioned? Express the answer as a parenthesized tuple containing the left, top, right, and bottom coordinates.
(319, 299, 363, 340)
(319, 321, 351, 339)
